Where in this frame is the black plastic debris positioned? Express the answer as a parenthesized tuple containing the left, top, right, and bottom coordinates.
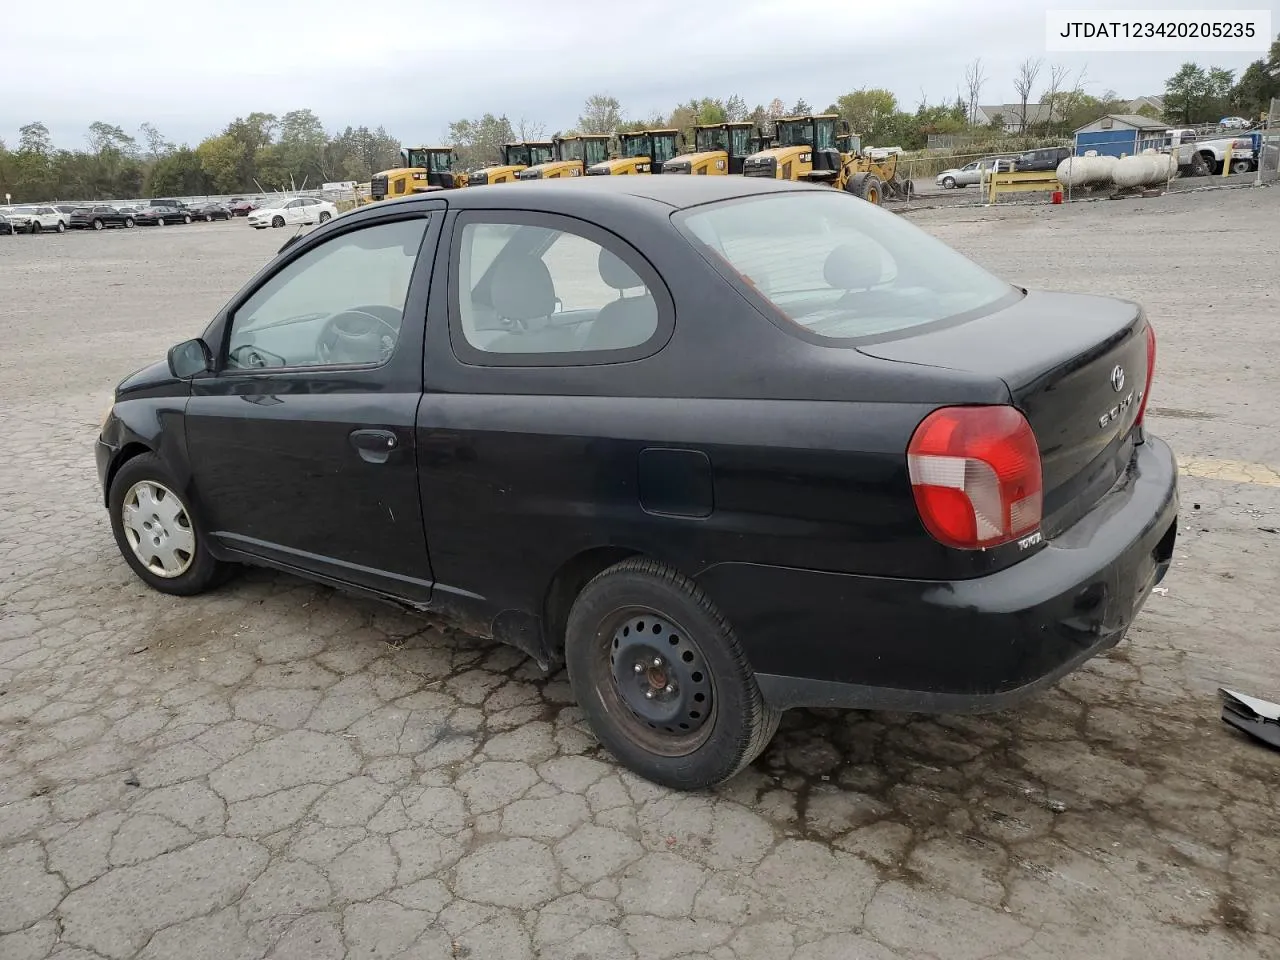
(1220, 688, 1280, 750)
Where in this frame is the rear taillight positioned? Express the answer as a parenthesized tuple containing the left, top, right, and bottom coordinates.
(907, 406, 1043, 550)
(1135, 322, 1156, 427)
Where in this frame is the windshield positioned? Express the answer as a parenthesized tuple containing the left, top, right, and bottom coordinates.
(504, 144, 531, 167)
(404, 148, 428, 169)
(529, 144, 555, 165)
(651, 134, 679, 163)
(678, 191, 1014, 340)
(814, 119, 836, 150)
(559, 139, 585, 162)
(428, 151, 454, 173)
(584, 139, 609, 166)
(776, 120, 815, 147)
(620, 135, 651, 158)
(728, 126, 751, 158)
(695, 127, 728, 153)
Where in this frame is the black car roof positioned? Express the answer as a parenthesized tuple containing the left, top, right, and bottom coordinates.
(363, 174, 822, 219)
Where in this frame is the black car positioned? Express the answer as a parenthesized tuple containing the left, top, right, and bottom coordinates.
(70, 205, 137, 230)
(1013, 146, 1072, 172)
(188, 201, 233, 222)
(0, 213, 13, 236)
(95, 177, 1178, 790)
(134, 203, 192, 226)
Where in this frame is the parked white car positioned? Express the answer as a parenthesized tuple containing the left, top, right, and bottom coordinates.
(7, 205, 69, 234)
(247, 197, 337, 230)
(1219, 116, 1250, 130)
(935, 157, 1014, 188)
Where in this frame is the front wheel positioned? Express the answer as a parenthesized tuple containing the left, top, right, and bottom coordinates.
(942, 176, 956, 189)
(108, 453, 231, 596)
(564, 558, 779, 790)
(92, 219, 104, 231)
(183, 214, 192, 224)
(124, 218, 135, 228)
(271, 216, 285, 228)
(846, 172, 883, 205)
(318, 211, 331, 223)
(30, 222, 41, 235)
(56, 221, 66, 233)
(205, 214, 213, 222)
(1230, 159, 1252, 175)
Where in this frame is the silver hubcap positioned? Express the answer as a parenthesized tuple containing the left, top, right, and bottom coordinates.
(121, 481, 196, 578)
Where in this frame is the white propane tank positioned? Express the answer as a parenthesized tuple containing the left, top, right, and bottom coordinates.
(1056, 156, 1084, 187)
(1113, 155, 1144, 189)
(1096, 154, 1119, 182)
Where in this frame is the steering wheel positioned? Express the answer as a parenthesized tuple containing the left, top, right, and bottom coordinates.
(315, 309, 400, 366)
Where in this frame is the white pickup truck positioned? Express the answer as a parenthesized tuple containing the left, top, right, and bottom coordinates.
(1164, 129, 1256, 176)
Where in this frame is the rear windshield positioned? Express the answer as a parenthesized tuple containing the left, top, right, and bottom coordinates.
(676, 190, 1014, 340)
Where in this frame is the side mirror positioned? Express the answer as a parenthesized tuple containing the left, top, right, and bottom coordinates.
(167, 338, 212, 379)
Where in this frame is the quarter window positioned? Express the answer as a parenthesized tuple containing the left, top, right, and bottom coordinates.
(455, 220, 660, 356)
(225, 219, 427, 370)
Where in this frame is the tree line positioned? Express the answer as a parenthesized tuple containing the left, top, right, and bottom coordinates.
(3, 36, 1275, 204)
(0, 110, 402, 204)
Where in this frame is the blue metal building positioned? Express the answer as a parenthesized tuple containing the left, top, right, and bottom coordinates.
(1073, 115, 1169, 157)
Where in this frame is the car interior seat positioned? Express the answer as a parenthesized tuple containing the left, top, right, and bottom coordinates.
(485, 254, 576, 353)
(583, 248, 658, 351)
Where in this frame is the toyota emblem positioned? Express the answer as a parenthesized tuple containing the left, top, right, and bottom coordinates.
(1110, 365, 1125, 392)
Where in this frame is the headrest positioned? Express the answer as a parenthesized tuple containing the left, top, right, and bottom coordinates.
(823, 239, 883, 291)
(598, 247, 644, 291)
(491, 256, 555, 322)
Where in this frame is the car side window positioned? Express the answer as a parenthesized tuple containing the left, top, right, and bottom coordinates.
(455, 219, 661, 357)
(225, 218, 428, 371)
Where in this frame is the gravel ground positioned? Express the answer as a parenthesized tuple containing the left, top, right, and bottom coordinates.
(1, 189, 1278, 960)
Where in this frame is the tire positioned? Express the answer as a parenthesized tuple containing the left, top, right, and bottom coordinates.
(1200, 154, 1220, 176)
(1230, 159, 1252, 175)
(942, 176, 956, 189)
(846, 172, 883, 205)
(155, 217, 165, 226)
(183, 214, 192, 224)
(124, 218, 135, 228)
(205, 214, 213, 222)
(92, 219, 104, 231)
(318, 211, 331, 223)
(56, 221, 66, 233)
(30, 222, 41, 235)
(108, 452, 230, 597)
(564, 558, 780, 790)
(271, 216, 285, 228)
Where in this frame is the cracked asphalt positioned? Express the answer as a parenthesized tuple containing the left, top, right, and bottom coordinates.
(2, 186, 1278, 960)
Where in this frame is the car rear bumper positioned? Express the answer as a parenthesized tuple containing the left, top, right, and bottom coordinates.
(696, 434, 1179, 713)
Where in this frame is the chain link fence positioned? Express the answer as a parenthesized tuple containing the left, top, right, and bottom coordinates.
(1258, 98, 1280, 184)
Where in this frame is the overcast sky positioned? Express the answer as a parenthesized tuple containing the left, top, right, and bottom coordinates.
(3, 0, 1274, 149)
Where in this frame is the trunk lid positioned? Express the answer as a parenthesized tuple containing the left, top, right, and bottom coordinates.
(860, 290, 1150, 537)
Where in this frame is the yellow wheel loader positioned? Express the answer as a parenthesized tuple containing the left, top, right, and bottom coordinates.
(369, 146, 468, 201)
(662, 122, 759, 175)
(741, 116, 912, 204)
(586, 129, 683, 175)
(516, 135, 611, 179)
(468, 141, 556, 185)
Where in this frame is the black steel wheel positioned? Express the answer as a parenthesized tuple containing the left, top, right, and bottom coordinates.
(565, 558, 779, 790)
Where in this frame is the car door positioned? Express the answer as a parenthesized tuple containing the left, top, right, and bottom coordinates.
(285, 199, 306, 224)
(183, 202, 444, 599)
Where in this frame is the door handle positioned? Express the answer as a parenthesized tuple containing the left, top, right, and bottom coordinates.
(349, 429, 398, 464)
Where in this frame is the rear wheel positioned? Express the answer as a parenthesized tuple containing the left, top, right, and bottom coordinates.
(108, 453, 230, 597)
(564, 558, 780, 790)
(183, 214, 192, 224)
(205, 213, 213, 222)
(30, 222, 41, 235)
(124, 217, 135, 228)
(155, 217, 165, 226)
(56, 221, 66, 233)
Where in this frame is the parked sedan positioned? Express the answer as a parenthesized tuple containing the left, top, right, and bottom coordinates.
(188, 201, 233, 222)
(70, 205, 137, 230)
(246, 196, 337, 229)
(0, 213, 13, 236)
(95, 177, 1177, 790)
(7, 204, 69, 233)
(935, 158, 1013, 188)
(227, 198, 259, 216)
(134, 204, 192, 226)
